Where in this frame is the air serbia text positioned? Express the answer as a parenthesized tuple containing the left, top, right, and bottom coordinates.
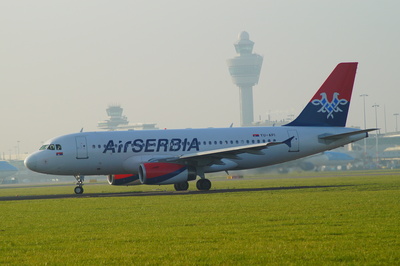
(103, 138, 200, 153)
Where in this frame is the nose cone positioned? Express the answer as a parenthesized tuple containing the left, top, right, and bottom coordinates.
(24, 154, 37, 171)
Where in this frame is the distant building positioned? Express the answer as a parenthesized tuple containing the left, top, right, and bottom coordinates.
(97, 105, 158, 131)
(227, 31, 263, 126)
(367, 131, 400, 160)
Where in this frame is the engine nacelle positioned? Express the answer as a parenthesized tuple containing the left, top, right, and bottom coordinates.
(139, 163, 196, 185)
(299, 162, 315, 171)
(107, 174, 141, 186)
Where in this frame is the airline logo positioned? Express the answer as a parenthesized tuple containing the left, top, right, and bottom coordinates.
(103, 138, 200, 154)
(311, 92, 348, 119)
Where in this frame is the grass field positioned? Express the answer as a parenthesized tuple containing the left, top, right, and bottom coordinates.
(0, 171, 399, 265)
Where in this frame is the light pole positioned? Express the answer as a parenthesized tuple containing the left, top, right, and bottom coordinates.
(372, 104, 379, 163)
(360, 94, 368, 155)
(17, 141, 20, 160)
(394, 113, 399, 132)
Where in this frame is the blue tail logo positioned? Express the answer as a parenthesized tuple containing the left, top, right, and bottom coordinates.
(312, 92, 348, 119)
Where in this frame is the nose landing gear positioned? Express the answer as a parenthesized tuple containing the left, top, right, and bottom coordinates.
(74, 175, 85, 194)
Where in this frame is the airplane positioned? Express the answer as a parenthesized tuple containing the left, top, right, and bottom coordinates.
(24, 62, 376, 194)
(0, 161, 18, 180)
(305, 151, 354, 169)
(279, 150, 355, 172)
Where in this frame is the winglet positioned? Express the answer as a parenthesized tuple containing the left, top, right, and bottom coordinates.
(285, 62, 358, 127)
(283, 136, 294, 148)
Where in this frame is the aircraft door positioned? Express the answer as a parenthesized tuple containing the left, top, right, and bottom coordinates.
(75, 136, 89, 159)
(287, 130, 299, 152)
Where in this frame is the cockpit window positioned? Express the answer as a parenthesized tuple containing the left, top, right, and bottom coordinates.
(39, 144, 62, 150)
(39, 145, 49, 150)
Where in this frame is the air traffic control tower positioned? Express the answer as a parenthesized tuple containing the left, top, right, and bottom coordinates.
(227, 31, 263, 126)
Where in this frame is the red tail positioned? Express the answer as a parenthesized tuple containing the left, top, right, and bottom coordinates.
(310, 62, 357, 104)
(285, 62, 358, 127)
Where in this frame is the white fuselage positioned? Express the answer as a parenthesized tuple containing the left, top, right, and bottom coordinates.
(25, 126, 366, 176)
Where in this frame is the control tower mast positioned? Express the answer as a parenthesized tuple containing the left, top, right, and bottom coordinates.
(227, 31, 263, 126)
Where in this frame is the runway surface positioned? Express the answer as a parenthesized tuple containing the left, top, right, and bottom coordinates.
(0, 185, 347, 201)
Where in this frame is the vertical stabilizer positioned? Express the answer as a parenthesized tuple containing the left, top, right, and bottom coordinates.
(285, 62, 358, 127)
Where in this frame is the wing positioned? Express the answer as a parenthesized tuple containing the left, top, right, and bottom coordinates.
(149, 137, 293, 166)
(179, 140, 286, 159)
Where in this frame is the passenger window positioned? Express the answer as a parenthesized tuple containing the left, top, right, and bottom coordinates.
(48, 144, 55, 150)
(56, 144, 62, 150)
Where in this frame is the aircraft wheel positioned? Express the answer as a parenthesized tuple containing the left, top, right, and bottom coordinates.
(196, 179, 211, 191)
(74, 186, 84, 194)
(174, 182, 189, 191)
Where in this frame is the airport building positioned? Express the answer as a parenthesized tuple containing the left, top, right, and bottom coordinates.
(365, 131, 400, 161)
(98, 105, 158, 131)
(227, 31, 263, 127)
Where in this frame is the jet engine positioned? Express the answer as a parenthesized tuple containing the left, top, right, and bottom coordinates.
(139, 162, 196, 185)
(299, 162, 315, 171)
(107, 174, 141, 186)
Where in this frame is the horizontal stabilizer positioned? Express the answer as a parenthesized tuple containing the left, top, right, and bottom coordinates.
(319, 128, 377, 141)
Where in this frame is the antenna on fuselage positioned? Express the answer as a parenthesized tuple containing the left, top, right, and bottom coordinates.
(80, 128, 84, 132)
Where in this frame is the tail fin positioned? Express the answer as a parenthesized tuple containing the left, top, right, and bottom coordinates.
(285, 62, 358, 127)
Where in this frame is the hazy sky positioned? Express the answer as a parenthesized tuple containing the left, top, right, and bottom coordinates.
(1, 0, 399, 156)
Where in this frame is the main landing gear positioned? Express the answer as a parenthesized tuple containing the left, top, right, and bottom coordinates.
(174, 181, 189, 191)
(74, 175, 84, 194)
(173, 178, 212, 192)
(196, 178, 211, 191)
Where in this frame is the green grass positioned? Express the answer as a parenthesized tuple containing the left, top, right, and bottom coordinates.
(0, 171, 399, 265)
